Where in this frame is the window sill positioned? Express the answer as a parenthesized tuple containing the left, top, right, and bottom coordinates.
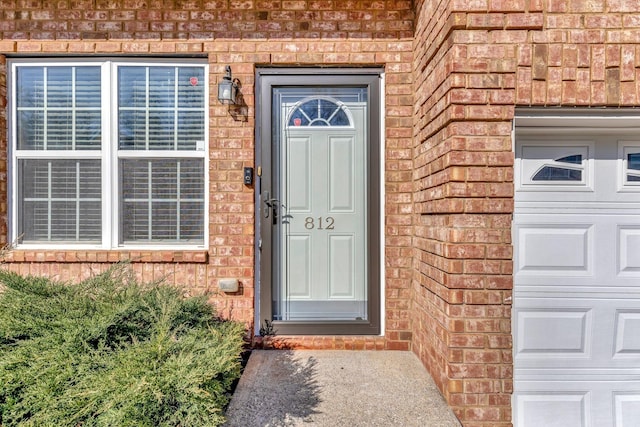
(1, 250, 209, 264)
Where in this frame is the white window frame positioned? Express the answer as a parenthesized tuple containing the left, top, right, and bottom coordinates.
(8, 58, 209, 250)
(515, 139, 595, 193)
(618, 141, 640, 191)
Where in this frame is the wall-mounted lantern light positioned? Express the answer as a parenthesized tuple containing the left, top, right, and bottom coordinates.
(217, 65, 238, 104)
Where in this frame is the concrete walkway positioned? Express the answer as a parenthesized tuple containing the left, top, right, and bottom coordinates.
(224, 350, 462, 427)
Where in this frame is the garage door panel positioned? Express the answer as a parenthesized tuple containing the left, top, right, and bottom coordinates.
(514, 301, 600, 369)
(515, 308, 591, 357)
(515, 215, 631, 280)
(515, 391, 589, 427)
(618, 226, 640, 276)
(516, 216, 640, 285)
(515, 381, 640, 427)
(516, 224, 592, 275)
(614, 310, 640, 356)
(614, 393, 640, 427)
(515, 298, 640, 369)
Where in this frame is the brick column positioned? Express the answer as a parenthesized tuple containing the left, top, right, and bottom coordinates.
(411, 1, 521, 425)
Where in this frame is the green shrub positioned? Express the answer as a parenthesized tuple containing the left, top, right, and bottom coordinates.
(0, 264, 246, 426)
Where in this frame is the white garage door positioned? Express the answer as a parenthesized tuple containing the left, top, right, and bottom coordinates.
(513, 128, 640, 427)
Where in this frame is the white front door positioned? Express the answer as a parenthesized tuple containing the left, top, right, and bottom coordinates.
(257, 70, 381, 335)
(279, 98, 367, 321)
(513, 129, 640, 427)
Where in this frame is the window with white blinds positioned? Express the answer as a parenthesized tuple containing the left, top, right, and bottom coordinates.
(10, 60, 208, 248)
(121, 159, 204, 243)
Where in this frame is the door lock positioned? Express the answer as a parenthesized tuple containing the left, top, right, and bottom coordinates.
(262, 191, 279, 223)
(262, 191, 289, 224)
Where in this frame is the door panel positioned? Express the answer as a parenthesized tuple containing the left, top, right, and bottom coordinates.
(329, 136, 356, 211)
(329, 234, 355, 297)
(256, 69, 381, 335)
(288, 235, 311, 297)
(279, 100, 366, 321)
(287, 136, 311, 211)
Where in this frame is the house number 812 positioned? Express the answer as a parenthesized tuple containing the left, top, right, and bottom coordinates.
(304, 217, 335, 230)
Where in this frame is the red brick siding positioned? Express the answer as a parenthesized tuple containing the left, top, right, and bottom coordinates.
(413, 0, 640, 426)
(516, 2, 640, 106)
(413, 1, 515, 425)
(253, 335, 387, 350)
(0, 1, 415, 350)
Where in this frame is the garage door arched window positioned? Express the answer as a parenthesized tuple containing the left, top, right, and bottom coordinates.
(517, 143, 593, 190)
(532, 154, 584, 182)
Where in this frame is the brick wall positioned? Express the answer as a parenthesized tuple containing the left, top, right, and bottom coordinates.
(516, 0, 640, 106)
(0, 1, 415, 349)
(412, 0, 640, 426)
(412, 2, 514, 426)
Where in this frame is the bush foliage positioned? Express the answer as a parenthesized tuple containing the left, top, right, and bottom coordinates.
(0, 265, 246, 426)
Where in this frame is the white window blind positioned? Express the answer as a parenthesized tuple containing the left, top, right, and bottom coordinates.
(118, 66, 205, 151)
(121, 159, 204, 243)
(17, 66, 102, 151)
(20, 159, 102, 242)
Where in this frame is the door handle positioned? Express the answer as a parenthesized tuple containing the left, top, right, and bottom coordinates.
(262, 191, 271, 218)
(263, 191, 279, 219)
(262, 193, 289, 225)
(262, 191, 281, 224)
(267, 199, 280, 225)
